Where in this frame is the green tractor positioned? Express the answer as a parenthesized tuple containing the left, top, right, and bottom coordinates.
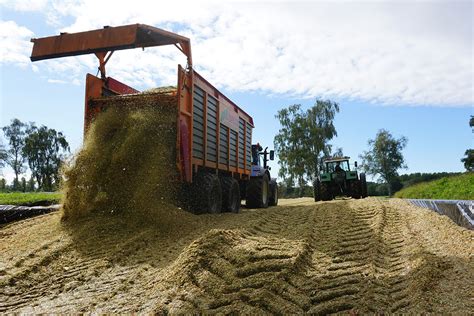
(313, 156, 368, 201)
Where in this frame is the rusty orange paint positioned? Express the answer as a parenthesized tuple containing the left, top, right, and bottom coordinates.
(84, 74, 103, 134)
(31, 24, 192, 66)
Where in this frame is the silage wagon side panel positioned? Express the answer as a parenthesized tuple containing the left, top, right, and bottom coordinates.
(192, 71, 253, 177)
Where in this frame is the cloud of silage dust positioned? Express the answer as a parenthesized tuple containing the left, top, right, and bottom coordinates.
(60, 91, 182, 223)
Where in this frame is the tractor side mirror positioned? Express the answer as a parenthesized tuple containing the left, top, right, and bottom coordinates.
(270, 150, 275, 160)
(354, 161, 358, 168)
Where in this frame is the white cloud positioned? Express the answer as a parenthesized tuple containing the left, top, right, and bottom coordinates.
(0, 0, 48, 12)
(0, 20, 34, 67)
(47, 78, 68, 84)
(3, 0, 473, 106)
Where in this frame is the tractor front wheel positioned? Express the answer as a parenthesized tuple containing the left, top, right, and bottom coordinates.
(360, 173, 368, 198)
(320, 182, 332, 201)
(314, 179, 321, 202)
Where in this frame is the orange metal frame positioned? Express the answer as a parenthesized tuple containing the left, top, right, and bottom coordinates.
(30, 24, 252, 184)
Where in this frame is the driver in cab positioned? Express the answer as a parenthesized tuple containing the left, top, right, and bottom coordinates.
(335, 162, 343, 172)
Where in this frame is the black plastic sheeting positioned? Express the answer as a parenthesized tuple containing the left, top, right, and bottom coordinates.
(0, 204, 60, 224)
(407, 199, 473, 230)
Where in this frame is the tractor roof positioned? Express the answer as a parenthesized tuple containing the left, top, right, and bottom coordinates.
(324, 156, 350, 163)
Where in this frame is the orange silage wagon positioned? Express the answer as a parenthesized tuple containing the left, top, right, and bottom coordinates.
(30, 24, 278, 213)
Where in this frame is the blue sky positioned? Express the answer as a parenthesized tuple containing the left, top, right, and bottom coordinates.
(1, 0, 473, 182)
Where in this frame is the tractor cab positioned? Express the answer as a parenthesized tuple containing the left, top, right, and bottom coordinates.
(323, 157, 353, 190)
(322, 156, 358, 183)
(325, 158, 351, 173)
(251, 143, 274, 169)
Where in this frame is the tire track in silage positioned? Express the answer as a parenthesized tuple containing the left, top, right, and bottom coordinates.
(246, 206, 309, 236)
(161, 207, 317, 314)
(382, 208, 412, 313)
(241, 205, 315, 308)
(0, 228, 155, 313)
(304, 202, 380, 315)
(312, 199, 448, 314)
(0, 238, 73, 312)
(360, 202, 412, 313)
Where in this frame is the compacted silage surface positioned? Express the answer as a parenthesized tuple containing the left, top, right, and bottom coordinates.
(1, 197, 473, 313)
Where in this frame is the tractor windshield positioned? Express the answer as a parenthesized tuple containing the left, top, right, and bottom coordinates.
(252, 153, 263, 166)
(251, 144, 263, 166)
(326, 160, 350, 173)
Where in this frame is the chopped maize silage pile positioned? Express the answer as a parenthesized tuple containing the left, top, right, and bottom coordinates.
(61, 92, 180, 222)
(1, 198, 472, 313)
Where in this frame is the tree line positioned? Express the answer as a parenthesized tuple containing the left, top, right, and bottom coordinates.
(0, 119, 70, 192)
(274, 100, 473, 198)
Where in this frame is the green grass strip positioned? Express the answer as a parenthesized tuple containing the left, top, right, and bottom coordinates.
(394, 173, 474, 200)
(0, 192, 62, 205)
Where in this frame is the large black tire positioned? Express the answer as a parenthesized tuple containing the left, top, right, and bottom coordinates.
(192, 173, 222, 214)
(246, 173, 270, 208)
(360, 173, 368, 198)
(313, 179, 321, 202)
(269, 180, 278, 206)
(221, 177, 240, 213)
(320, 182, 332, 201)
(350, 180, 362, 199)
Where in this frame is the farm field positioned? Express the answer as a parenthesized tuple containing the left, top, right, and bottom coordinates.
(1, 197, 472, 314)
(0, 192, 62, 206)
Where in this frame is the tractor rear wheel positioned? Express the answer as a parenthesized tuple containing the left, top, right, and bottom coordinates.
(269, 181, 278, 206)
(314, 179, 321, 202)
(221, 177, 240, 213)
(320, 182, 332, 201)
(246, 174, 270, 208)
(360, 173, 368, 198)
(193, 173, 222, 214)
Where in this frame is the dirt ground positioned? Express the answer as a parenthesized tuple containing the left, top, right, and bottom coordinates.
(0, 198, 472, 314)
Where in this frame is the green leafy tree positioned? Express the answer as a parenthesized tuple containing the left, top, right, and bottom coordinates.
(23, 125, 70, 191)
(366, 181, 390, 196)
(21, 177, 26, 192)
(2, 119, 28, 190)
(27, 176, 35, 192)
(0, 139, 7, 169)
(274, 100, 339, 194)
(461, 149, 474, 172)
(0, 178, 6, 191)
(360, 129, 408, 196)
(332, 147, 344, 158)
(461, 116, 474, 171)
